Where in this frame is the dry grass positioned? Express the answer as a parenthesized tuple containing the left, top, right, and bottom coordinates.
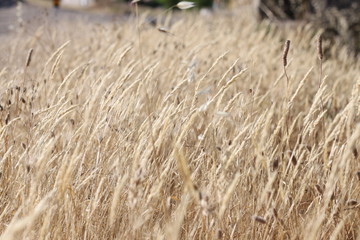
(0, 6, 359, 240)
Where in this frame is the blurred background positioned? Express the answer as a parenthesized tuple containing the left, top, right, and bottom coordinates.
(0, 0, 359, 55)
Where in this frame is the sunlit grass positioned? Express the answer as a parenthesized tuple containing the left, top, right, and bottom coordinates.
(0, 6, 359, 239)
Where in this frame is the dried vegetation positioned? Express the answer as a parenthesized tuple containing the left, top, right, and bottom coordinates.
(0, 5, 359, 240)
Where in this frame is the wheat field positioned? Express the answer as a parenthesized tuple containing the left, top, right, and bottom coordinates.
(0, 5, 359, 240)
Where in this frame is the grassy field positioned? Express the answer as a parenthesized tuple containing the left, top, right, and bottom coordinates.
(0, 4, 359, 239)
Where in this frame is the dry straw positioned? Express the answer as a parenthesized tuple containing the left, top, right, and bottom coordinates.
(1, 6, 360, 240)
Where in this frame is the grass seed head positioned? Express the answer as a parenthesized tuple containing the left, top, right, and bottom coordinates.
(252, 215, 267, 224)
(283, 40, 290, 67)
(317, 35, 323, 61)
(176, 1, 195, 10)
(26, 48, 33, 67)
(347, 199, 358, 206)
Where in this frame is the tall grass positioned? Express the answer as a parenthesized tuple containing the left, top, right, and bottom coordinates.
(0, 7, 359, 239)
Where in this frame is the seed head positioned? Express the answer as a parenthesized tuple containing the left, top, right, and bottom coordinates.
(317, 35, 323, 61)
(252, 215, 267, 224)
(283, 40, 290, 67)
(176, 1, 195, 10)
(26, 48, 33, 67)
